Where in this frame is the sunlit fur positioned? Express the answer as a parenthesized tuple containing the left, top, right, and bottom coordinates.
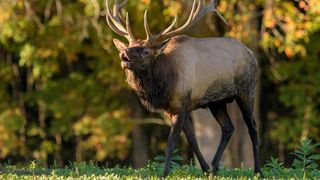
(114, 35, 257, 116)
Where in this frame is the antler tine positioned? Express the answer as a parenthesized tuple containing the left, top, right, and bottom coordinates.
(119, 0, 128, 8)
(158, 0, 197, 41)
(106, 15, 126, 36)
(144, 11, 178, 42)
(191, 0, 210, 23)
(113, 0, 127, 19)
(144, 10, 153, 41)
(211, 0, 229, 26)
(106, 0, 135, 41)
(108, 2, 126, 31)
(143, 0, 197, 43)
(106, 0, 125, 33)
(113, 0, 118, 14)
(145, 0, 229, 44)
(161, 15, 177, 35)
(125, 12, 135, 39)
(193, 0, 229, 26)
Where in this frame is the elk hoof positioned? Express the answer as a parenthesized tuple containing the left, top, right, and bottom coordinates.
(212, 168, 219, 176)
(254, 170, 264, 178)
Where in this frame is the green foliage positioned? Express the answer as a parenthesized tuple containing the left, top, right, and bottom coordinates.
(264, 139, 320, 180)
(0, 0, 138, 164)
(5, 144, 319, 179)
(290, 139, 320, 179)
(153, 149, 183, 163)
(269, 32, 320, 148)
(265, 156, 283, 175)
(260, 0, 320, 57)
(0, 161, 320, 179)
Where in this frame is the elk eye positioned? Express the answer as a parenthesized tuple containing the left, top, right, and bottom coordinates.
(141, 50, 149, 57)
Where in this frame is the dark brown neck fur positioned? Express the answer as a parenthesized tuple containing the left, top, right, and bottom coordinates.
(125, 54, 177, 111)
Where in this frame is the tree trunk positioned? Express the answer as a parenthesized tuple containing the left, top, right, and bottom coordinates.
(132, 125, 148, 168)
(131, 99, 148, 168)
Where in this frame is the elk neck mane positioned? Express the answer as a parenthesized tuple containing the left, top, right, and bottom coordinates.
(125, 52, 177, 111)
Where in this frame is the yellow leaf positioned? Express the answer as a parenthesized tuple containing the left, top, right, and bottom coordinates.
(285, 47, 294, 58)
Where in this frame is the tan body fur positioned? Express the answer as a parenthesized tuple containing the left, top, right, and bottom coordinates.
(159, 36, 257, 115)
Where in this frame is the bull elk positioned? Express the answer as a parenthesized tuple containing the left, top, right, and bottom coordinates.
(106, 0, 263, 177)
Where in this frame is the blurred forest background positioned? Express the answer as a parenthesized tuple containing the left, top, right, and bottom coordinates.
(0, 0, 320, 169)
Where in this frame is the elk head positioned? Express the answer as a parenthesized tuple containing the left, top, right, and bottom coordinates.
(106, 0, 228, 70)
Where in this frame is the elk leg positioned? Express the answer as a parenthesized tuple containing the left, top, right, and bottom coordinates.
(183, 116, 210, 173)
(208, 103, 234, 175)
(236, 97, 263, 176)
(163, 94, 191, 177)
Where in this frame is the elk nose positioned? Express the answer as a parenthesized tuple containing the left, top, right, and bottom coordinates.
(124, 48, 135, 58)
(125, 48, 133, 55)
(124, 47, 138, 59)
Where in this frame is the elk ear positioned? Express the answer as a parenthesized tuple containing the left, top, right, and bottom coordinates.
(113, 39, 128, 52)
(154, 39, 170, 56)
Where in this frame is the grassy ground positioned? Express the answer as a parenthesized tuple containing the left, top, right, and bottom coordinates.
(1, 161, 320, 180)
(1, 139, 319, 179)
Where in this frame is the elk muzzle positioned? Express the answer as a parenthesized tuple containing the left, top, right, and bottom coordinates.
(120, 52, 132, 69)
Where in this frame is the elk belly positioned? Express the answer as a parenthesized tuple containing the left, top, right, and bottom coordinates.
(192, 53, 236, 102)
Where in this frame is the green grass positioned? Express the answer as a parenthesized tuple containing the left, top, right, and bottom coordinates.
(1, 161, 320, 180)
(1, 139, 320, 179)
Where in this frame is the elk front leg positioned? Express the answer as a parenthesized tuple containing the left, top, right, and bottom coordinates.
(163, 94, 191, 177)
(183, 116, 210, 173)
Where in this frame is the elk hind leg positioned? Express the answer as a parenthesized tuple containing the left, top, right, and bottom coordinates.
(208, 103, 234, 175)
(236, 96, 263, 176)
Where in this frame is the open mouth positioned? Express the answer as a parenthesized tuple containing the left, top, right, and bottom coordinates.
(120, 53, 132, 69)
(120, 53, 130, 62)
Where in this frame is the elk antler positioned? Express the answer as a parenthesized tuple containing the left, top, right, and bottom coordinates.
(106, 0, 135, 41)
(144, 0, 229, 45)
